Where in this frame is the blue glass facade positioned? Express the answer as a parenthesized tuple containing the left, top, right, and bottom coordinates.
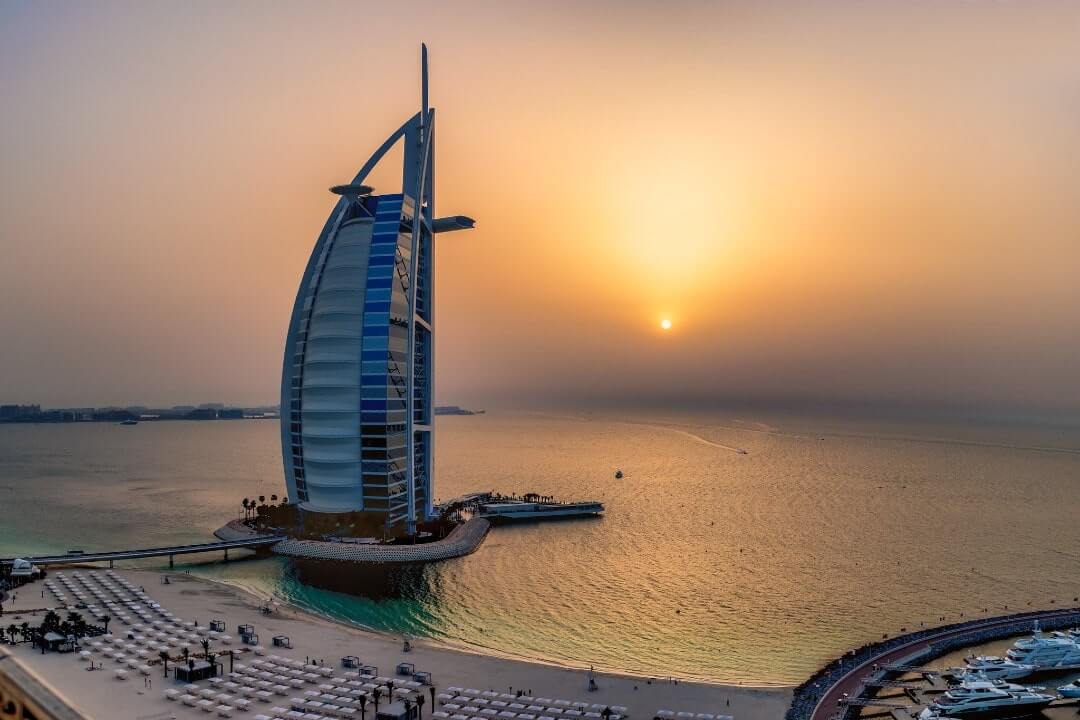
(281, 45, 463, 537)
(282, 191, 433, 533)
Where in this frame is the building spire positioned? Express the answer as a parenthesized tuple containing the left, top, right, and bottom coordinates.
(421, 43, 429, 137)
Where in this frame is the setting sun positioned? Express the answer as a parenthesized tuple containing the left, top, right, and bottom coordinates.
(660, 319, 672, 331)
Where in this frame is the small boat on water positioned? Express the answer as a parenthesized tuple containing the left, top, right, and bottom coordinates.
(477, 493, 603, 523)
(120, 419, 138, 425)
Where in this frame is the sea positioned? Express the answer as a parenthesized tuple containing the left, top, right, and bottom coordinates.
(2, 410, 1079, 687)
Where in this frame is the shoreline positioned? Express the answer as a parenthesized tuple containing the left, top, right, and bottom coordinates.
(186, 567, 790, 692)
(3, 567, 791, 720)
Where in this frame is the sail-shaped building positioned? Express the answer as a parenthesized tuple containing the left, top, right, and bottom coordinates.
(280, 45, 474, 537)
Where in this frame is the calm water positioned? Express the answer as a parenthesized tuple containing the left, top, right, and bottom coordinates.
(2, 411, 1079, 686)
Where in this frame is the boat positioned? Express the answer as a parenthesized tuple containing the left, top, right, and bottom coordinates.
(917, 680, 1055, 719)
(1057, 676, 1080, 698)
(477, 494, 604, 522)
(614, 469, 623, 479)
(120, 419, 138, 425)
(953, 672, 1044, 693)
(1055, 679, 1080, 698)
(947, 657, 1036, 682)
(1004, 624, 1080, 669)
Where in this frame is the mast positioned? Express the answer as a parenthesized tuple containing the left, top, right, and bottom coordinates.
(405, 44, 433, 536)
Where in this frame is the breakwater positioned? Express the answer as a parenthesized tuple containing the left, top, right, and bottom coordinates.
(271, 517, 491, 564)
(788, 607, 1080, 720)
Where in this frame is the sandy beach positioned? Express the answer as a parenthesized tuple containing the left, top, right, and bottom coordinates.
(1, 568, 790, 720)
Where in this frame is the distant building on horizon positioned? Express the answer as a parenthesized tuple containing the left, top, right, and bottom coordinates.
(280, 45, 475, 537)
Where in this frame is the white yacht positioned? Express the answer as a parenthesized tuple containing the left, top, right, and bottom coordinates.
(1004, 625, 1080, 669)
(954, 672, 1044, 693)
(948, 656, 1036, 681)
(1056, 679, 1080, 699)
(918, 681, 1054, 719)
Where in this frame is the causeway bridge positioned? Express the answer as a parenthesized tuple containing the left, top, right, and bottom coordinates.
(0, 535, 284, 569)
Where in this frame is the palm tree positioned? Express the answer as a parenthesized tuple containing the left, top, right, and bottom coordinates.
(403, 697, 414, 720)
(358, 694, 368, 720)
(416, 693, 426, 720)
(101, 614, 111, 634)
(242, 498, 250, 519)
(601, 707, 612, 720)
(19, 622, 30, 643)
(181, 646, 190, 667)
(372, 687, 382, 715)
(271, 494, 278, 503)
(158, 650, 170, 678)
(42, 610, 61, 632)
(387, 680, 395, 696)
(200, 638, 211, 658)
(5, 624, 16, 644)
(66, 611, 85, 639)
(429, 687, 435, 709)
(258, 495, 265, 505)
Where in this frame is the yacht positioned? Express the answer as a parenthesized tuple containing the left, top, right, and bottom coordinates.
(1004, 625, 1080, 669)
(947, 656, 1036, 682)
(953, 672, 1044, 693)
(1056, 679, 1080, 699)
(918, 681, 1054, 719)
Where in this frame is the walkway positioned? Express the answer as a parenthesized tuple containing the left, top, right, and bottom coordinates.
(0, 535, 284, 568)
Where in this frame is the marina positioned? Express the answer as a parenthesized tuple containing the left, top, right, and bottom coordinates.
(788, 609, 1080, 720)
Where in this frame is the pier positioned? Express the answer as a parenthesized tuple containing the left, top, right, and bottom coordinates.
(0, 535, 283, 569)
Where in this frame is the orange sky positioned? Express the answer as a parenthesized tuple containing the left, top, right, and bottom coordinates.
(1, 2, 1079, 415)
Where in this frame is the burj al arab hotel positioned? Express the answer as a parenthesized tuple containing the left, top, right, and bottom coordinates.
(280, 45, 474, 538)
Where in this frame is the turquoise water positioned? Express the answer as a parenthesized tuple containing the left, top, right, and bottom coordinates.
(2, 412, 1080, 686)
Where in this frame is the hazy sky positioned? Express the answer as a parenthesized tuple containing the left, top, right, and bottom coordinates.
(1, 1, 1079, 415)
